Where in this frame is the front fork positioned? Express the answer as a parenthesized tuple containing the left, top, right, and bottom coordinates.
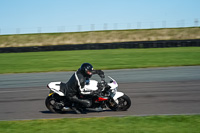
(106, 91, 125, 109)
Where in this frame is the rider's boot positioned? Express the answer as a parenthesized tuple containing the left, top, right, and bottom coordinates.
(69, 96, 91, 114)
(70, 96, 91, 108)
(71, 103, 87, 114)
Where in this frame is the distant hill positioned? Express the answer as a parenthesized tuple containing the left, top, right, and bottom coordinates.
(0, 27, 200, 48)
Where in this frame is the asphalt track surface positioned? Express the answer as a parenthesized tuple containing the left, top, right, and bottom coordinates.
(0, 66, 200, 121)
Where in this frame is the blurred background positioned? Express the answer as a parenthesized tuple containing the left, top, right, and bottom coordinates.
(1, 0, 200, 48)
(1, 0, 200, 35)
(0, 19, 199, 35)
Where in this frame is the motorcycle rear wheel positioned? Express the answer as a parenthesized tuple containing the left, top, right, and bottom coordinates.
(45, 95, 65, 114)
(107, 94, 131, 111)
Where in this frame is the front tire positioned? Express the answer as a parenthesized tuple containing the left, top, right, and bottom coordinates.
(107, 94, 131, 111)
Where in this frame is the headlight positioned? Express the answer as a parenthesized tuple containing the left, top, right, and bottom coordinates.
(111, 88, 117, 94)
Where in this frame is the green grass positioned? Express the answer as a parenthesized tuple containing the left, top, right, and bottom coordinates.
(0, 115, 200, 133)
(0, 47, 200, 74)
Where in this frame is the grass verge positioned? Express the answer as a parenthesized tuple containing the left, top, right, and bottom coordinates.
(0, 47, 200, 74)
(1, 27, 200, 47)
(0, 115, 200, 133)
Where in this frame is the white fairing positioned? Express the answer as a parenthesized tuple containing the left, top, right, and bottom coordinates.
(107, 76, 124, 102)
(113, 92, 124, 101)
(84, 80, 98, 91)
(107, 77, 118, 89)
(48, 82, 65, 96)
(107, 76, 118, 90)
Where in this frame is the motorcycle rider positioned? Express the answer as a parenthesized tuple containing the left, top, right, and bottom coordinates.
(65, 63, 105, 114)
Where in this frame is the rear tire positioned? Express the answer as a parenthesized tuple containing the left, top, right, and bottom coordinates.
(45, 95, 65, 114)
(107, 94, 131, 111)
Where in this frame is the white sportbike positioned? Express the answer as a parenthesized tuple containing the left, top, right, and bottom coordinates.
(45, 76, 131, 113)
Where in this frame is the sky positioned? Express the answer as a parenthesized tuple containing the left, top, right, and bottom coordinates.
(0, 0, 200, 34)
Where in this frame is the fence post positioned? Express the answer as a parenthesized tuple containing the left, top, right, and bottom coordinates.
(162, 21, 166, 28)
(137, 22, 141, 29)
(114, 23, 118, 30)
(104, 23, 108, 30)
(194, 19, 199, 27)
(78, 25, 82, 32)
(16, 28, 20, 34)
(91, 24, 95, 31)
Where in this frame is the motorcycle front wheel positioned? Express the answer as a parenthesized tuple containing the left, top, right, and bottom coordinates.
(45, 95, 65, 114)
(107, 94, 131, 111)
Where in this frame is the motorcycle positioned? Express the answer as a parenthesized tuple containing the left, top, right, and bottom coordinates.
(45, 76, 131, 113)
